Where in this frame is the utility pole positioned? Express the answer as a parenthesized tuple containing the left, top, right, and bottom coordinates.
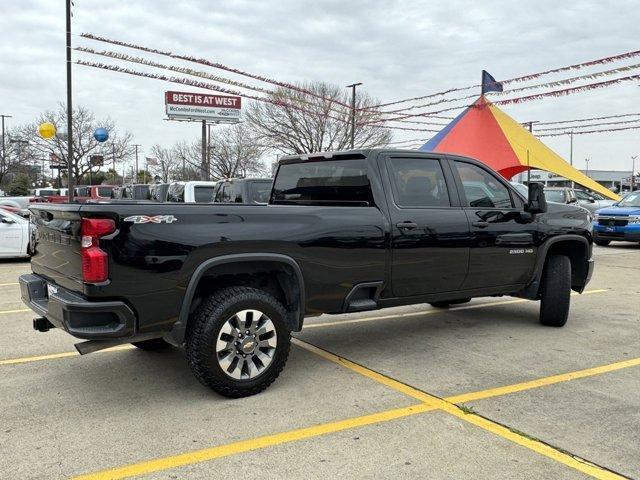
(0, 114, 12, 173)
(132, 144, 141, 183)
(65, 0, 74, 202)
(632, 155, 637, 192)
(521, 121, 538, 184)
(112, 143, 116, 184)
(201, 120, 208, 180)
(346, 82, 362, 149)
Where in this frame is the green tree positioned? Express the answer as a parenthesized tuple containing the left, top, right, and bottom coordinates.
(7, 173, 30, 196)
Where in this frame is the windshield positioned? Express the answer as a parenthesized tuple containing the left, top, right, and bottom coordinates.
(619, 191, 640, 207)
(544, 190, 565, 203)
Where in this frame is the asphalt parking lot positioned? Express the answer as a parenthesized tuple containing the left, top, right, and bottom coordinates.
(1, 244, 638, 480)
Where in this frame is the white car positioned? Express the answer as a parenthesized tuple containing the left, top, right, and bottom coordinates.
(166, 181, 218, 203)
(0, 209, 32, 258)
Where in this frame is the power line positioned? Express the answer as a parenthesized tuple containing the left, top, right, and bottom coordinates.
(537, 124, 640, 137)
(534, 118, 640, 132)
(536, 112, 640, 126)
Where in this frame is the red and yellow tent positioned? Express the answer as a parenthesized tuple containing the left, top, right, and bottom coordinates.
(420, 96, 619, 200)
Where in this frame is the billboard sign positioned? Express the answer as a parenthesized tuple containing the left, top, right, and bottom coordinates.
(165, 91, 241, 123)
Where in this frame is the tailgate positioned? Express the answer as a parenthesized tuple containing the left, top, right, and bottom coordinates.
(29, 204, 84, 293)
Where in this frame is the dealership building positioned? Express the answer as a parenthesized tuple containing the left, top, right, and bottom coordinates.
(516, 169, 637, 192)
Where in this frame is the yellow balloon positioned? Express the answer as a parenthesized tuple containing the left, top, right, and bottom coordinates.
(38, 122, 56, 139)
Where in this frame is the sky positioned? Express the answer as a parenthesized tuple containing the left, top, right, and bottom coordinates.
(1, 0, 638, 173)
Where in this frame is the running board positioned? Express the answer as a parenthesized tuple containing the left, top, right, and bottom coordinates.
(74, 333, 162, 355)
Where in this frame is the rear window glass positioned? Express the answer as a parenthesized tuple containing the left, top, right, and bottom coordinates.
(194, 186, 215, 203)
(250, 181, 272, 204)
(272, 159, 373, 206)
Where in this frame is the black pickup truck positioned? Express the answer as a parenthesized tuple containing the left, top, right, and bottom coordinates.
(20, 149, 594, 397)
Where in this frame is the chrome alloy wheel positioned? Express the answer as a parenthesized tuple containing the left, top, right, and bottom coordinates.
(216, 309, 278, 380)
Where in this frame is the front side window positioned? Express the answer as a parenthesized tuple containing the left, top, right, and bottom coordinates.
(387, 157, 450, 207)
(544, 190, 566, 203)
(272, 159, 373, 206)
(455, 162, 513, 208)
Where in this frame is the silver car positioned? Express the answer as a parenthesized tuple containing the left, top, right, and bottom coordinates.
(543, 187, 615, 213)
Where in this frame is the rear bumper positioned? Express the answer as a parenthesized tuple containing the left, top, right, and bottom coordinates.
(19, 273, 136, 339)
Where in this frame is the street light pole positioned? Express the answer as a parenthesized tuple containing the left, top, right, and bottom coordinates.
(585, 157, 591, 177)
(346, 82, 362, 149)
(0, 114, 12, 173)
(132, 144, 141, 183)
(65, 0, 74, 202)
(632, 155, 637, 192)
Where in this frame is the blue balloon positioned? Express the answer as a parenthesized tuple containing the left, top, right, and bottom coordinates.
(93, 127, 109, 143)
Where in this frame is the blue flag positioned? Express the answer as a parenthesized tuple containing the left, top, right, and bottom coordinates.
(481, 70, 503, 94)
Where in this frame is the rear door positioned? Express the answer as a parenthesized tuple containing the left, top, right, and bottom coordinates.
(451, 159, 537, 289)
(381, 154, 470, 296)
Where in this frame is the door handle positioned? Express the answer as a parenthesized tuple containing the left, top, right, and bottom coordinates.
(396, 221, 418, 230)
(472, 221, 489, 228)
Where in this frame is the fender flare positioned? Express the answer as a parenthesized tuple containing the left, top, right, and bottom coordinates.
(520, 234, 591, 299)
(168, 253, 305, 345)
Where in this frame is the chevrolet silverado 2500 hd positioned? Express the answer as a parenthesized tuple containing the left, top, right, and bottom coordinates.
(20, 149, 594, 397)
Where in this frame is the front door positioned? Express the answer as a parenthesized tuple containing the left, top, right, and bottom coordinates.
(452, 160, 537, 289)
(383, 155, 470, 297)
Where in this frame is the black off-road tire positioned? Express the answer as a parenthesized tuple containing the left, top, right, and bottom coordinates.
(594, 239, 611, 246)
(429, 298, 471, 308)
(132, 338, 173, 351)
(186, 287, 291, 398)
(539, 255, 571, 327)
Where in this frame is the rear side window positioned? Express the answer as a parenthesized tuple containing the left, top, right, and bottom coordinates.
(194, 186, 215, 203)
(387, 157, 450, 207)
(250, 181, 272, 204)
(455, 162, 513, 208)
(544, 190, 565, 203)
(97, 187, 113, 198)
(272, 159, 373, 206)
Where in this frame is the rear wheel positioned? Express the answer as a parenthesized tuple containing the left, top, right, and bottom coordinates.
(539, 255, 571, 327)
(186, 287, 291, 398)
(132, 338, 172, 351)
(429, 298, 471, 309)
(594, 239, 611, 246)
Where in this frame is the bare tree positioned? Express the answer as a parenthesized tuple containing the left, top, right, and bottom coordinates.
(16, 103, 133, 185)
(148, 144, 180, 182)
(209, 123, 268, 179)
(0, 127, 31, 187)
(245, 81, 392, 154)
(172, 140, 202, 181)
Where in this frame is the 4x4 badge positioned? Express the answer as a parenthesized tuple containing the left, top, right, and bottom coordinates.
(124, 215, 178, 224)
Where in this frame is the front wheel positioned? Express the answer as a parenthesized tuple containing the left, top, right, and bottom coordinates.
(594, 239, 611, 246)
(186, 287, 291, 398)
(539, 255, 571, 327)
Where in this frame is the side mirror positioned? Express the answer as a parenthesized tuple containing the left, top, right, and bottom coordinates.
(567, 197, 577, 204)
(525, 182, 547, 214)
(612, 202, 619, 207)
(1, 217, 16, 224)
(588, 196, 595, 203)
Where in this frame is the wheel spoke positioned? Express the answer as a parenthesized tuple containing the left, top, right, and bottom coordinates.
(216, 309, 277, 381)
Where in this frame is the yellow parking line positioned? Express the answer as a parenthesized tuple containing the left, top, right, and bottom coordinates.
(447, 357, 640, 404)
(0, 345, 134, 366)
(0, 282, 19, 287)
(305, 289, 608, 329)
(0, 308, 30, 315)
(72, 341, 635, 480)
(71, 403, 435, 480)
(293, 339, 626, 480)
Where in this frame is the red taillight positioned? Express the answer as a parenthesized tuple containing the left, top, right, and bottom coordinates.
(80, 218, 116, 283)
